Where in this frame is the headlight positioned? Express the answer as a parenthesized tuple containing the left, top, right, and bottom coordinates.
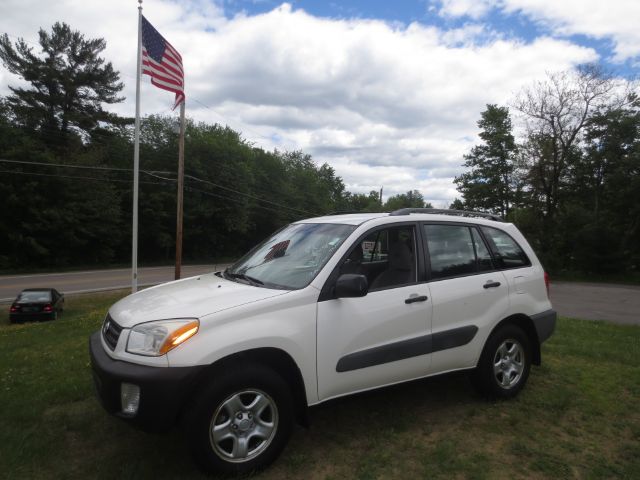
(126, 319, 199, 356)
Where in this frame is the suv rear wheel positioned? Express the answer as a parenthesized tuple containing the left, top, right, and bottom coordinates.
(184, 364, 294, 475)
(472, 324, 531, 399)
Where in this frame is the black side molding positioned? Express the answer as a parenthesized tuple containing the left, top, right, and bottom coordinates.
(336, 325, 479, 373)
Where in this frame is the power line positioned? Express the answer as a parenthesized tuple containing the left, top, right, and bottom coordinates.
(0, 158, 323, 217)
(184, 185, 301, 221)
(184, 174, 321, 217)
(0, 169, 302, 220)
(141, 171, 177, 182)
(1, 158, 130, 172)
(0, 169, 172, 186)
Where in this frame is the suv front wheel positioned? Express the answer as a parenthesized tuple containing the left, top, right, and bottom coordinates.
(184, 364, 294, 475)
(472, 324, 532, 399)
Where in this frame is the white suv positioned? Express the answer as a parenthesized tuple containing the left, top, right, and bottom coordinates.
(90, 209, 556, 475)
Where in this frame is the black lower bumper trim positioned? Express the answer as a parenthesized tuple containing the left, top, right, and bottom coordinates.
(89, 331, 205, 432)
(531, 309, 557, 344)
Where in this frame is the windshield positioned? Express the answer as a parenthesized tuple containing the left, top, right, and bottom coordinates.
(226, 223, 356, 290)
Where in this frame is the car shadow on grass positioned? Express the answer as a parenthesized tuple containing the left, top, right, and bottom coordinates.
(72, 371, 481, 480)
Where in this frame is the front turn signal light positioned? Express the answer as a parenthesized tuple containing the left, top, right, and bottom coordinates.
(159, 320, 199, 355)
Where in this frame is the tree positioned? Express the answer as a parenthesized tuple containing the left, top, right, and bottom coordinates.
(339, 190, 383, 212)
(384, 190, 431, 210)
(512, 65, 629, 263)
(449, 198, 465, 210)
(0, 22, 125, 149)
(513, 65, 623, 223)
(454, 104, 518, 217)
(566, 97, 640, 273)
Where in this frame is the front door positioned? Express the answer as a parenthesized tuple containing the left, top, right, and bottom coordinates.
(317, 224, 433, 401)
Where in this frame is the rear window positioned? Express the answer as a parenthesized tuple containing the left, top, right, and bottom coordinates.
(480, 227, 530, 269)
(18, 291, 51, 302)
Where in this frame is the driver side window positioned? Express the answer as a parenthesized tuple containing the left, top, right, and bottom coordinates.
(340, 226, 417, 291)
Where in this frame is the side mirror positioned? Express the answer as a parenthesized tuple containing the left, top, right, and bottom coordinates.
(335, 274, 368, 298)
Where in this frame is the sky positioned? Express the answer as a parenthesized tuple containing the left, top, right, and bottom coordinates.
(0, 0, 638, 205)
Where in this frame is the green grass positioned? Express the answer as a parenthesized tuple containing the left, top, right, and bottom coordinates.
(1, 293, 639, 479)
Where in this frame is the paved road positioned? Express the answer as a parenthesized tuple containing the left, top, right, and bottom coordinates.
(550, 281, 640, 326)
(0, 264, 231, 303)
(1, 269, 638, 325)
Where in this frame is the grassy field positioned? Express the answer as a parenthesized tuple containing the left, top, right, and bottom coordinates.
(0, 292, 638, 479)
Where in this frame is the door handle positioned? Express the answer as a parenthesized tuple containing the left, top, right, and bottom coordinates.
(405, 295, 428, 304)
(483, 281, 501, 289)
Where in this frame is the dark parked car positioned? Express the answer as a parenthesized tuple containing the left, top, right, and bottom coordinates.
(9, 288, 64, 323)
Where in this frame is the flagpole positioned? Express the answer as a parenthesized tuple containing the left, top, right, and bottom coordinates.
(132, 0, 143, 293)
(175, 101, 185, 280)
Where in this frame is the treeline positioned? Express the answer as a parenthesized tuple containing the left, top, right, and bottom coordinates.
(454, 66, 640, 276)
(0, 23, 429, 270)
(0, 112, 434, 270)
(0, 112, 339, 268)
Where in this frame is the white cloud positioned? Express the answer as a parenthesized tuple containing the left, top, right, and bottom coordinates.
(438, 0, 494, 20)
(501, 0, 640, 62)
(436, 0, 640, 63)
(0, 1, 600, 205)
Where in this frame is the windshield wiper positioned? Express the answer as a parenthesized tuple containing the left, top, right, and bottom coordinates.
(224, 269, 264, 287)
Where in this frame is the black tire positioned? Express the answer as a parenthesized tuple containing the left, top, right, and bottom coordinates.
(472, 324, 531, 399)
(184, 363, 294, 476)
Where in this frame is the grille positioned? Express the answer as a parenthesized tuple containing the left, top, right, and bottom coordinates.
(102, 314, 123, 351)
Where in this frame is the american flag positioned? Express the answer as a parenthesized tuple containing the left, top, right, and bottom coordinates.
(141, 16, 185, 109)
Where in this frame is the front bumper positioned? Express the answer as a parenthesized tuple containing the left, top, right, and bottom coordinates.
(89, 331, 204, 432)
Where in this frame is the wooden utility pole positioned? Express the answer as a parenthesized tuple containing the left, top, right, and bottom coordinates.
(175, 101, 185, 280)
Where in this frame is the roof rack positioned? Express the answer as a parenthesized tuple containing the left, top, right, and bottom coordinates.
(388, 208, 503, 222)
(326, 210, 368, 216)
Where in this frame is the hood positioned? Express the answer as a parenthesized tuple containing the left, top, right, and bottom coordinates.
(109, 273, 289, 328)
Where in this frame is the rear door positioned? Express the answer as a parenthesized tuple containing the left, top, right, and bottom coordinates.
(422, 223, 509, 373)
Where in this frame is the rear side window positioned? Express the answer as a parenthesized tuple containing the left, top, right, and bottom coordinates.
(424, 225, 476, 279)
(481, 227, 530, 269)
(472, 228, 494, 272)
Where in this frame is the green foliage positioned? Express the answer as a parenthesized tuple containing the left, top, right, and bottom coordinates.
(449, 198, 465, 210)
(0, 109, 354, 268)
(454, 104, 518, 217)
(456, 71, 640, 276)
(0, 23, 125, 151)
(339, 190, 383, 212)
(384, 190, 431, 210)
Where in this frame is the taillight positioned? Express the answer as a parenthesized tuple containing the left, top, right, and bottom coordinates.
(43, 304, 53, 312)
(10, 305, 19, 313)
(544, 271, 550, 297)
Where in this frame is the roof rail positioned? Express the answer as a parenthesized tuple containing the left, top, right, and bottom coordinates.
(326, 210, 371, 216)
(388, 208, 503, 222)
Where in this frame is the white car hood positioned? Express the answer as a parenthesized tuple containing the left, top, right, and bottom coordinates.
(108, 273, 289, 328)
